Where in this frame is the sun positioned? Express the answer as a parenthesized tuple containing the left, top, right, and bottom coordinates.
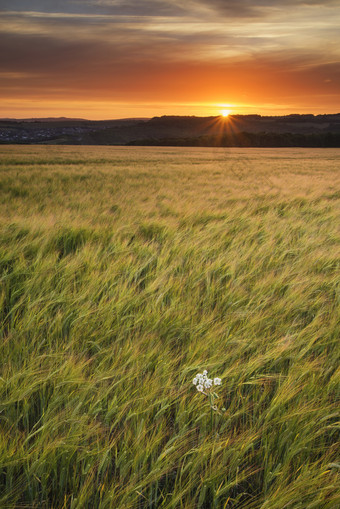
(221, 109, 230, 117)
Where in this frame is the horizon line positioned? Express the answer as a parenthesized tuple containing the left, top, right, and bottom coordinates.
(2, 112, 340, 122)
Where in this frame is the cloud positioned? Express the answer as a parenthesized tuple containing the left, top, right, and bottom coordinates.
(200, 0, 339, 16)
(1, 24, 339, 104)
(2, 6, 340, 55)
(1, 0, 339, 115)
(2, 0, 339, 19)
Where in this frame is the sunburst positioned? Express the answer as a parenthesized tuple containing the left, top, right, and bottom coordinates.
(221, 109, 230, 117)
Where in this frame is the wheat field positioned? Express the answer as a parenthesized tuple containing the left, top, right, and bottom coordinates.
(0, 145, 339, 508)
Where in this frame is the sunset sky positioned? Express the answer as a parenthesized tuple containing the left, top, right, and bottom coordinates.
(1, 0, 340, 119)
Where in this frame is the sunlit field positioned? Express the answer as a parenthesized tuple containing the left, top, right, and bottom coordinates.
(0, 145, 339, 508)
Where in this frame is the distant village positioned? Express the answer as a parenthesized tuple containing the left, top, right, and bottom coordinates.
(0, 123, 108, 144)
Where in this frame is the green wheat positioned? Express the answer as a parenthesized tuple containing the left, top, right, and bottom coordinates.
(0, 145, 339, 508)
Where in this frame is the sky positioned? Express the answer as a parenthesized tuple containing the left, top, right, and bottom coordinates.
(1, 0, 340, 119)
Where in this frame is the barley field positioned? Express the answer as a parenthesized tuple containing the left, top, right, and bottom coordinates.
(0, 145, 339, 508)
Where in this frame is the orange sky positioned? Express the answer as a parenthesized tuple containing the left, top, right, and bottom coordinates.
(1, 1, 340, 119)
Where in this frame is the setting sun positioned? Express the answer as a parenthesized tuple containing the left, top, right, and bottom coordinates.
(221, 110, 230, 117)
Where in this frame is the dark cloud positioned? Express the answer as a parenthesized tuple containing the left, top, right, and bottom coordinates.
(92, 0, 340, 18)
(1, 1, 89, 14)
(202, 0, 338, 15)
(2, 0, 338, 18)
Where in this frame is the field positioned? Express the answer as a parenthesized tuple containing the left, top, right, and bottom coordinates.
(0, 145, 339, 508)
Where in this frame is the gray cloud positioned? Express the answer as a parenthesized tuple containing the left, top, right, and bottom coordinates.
(1, 4, 340, 73)
(2, 0, 339, 18)
(95, 0, 340, 17)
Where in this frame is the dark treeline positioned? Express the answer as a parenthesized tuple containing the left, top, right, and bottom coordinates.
(127, 131, 340, 148)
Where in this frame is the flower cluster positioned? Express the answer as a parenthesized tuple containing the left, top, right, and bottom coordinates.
(193, 369, 222, 394)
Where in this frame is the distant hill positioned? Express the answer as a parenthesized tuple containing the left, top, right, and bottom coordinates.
(1, 114, 340, 147)
(0, 117, 150, 123)
(0, 117, 87, 122)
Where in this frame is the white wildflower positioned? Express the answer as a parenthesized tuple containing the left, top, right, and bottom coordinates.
(192, 369, 223, 414)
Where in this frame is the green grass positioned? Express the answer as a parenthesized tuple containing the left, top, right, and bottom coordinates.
(0, 145, 339, 508)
